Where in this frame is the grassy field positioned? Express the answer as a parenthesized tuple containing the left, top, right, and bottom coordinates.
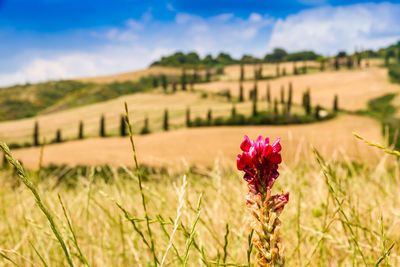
(0, 58, 399, 266)
(0, 130, 399, 266)
(194, 66, 400, 111)
(1, 65, 396, 146)
(11, 114, 383, 169)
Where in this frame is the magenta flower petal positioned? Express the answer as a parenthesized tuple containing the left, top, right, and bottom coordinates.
(240, 135, 252, 152)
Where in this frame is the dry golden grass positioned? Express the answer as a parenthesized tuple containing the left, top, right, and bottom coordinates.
(1, 133, 399, 266)
(195, 66, 400, 111)
(76, 66, 185, 83)
(0, 91, 246, 144)
(13, 114, 383, 169)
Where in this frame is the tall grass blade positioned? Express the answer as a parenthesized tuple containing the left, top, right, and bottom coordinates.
(123, 102, 159, 266)
(0, 142, 74, 267)
(160, 174, 187, 266)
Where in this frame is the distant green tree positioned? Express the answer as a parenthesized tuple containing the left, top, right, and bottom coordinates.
(181, 69, 187, 91)
(239, 82, 244, 102)
(264, 48, 287, 63)
(231, 105, 236, 118)
(286, 51, 320, 61)
(140, 116, 150, 134)
(252, 95, 258, 117)
(302, 61, 307, 74)
(186, 107, 191, 127)
(320, 59, 325, 71)
(273, 98, 279, 119)
(206, 69, 211, 82)
(161, 75, 168, 92)
(276, 64, 280, 77)
(302, 89, 311, 115)
(207, 109, 212, 125)
(100, 114, 106, 137)
(282, 67, 286, 76)
(55, 129, 62, 143)
(78, 120, 84, 139)
(280, 85, 285, 104)
(120, 115, 126, 136)
(240, 64, 245, 81)
(253, 81, 258, 100)
(33, 121, 39, 146)
(334, 57, 340, 70)
(347, 57, 353, 69)
(163, 109, 169, 131)
(226, 90, 232, 102)
(152, 76, 159, 88)
(267, 83, 271, 104)
(293, 62, 298, 75)
(287, 82, 293, 113)
(172, 79, 177, 92)
(333, 94, 339, 112)
(337, 51, 347, 58)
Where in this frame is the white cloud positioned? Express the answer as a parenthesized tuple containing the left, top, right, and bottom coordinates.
(3, 3, 400, 87)
(267, 2, 400, 54)
(0, 12, 273, 86)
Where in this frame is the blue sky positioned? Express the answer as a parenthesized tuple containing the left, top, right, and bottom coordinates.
(1, 0, 400, 86)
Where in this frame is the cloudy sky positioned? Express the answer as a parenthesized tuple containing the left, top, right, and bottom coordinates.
(1, 0, 400, 86)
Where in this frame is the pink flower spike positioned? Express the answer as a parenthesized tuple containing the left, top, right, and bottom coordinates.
(236, 135, 283, 195)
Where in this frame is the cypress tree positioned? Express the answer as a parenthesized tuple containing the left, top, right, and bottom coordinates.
(254, 66, 258, 80)
(172, 79, 177, 92)
(120, 115, 126, 136)
(315, 105, 321, 120)
(304, 89, 311, 115)
(384, 53, 390, 66)
(78, 120, 84, 139)
(239, 82, 244, 102)
(161, 75, 167, 92)
(287, 82, 293, 113)
(181, 69, 187, 91)
(253, 81, 258, 100)
(193, 68, 198, 83)
(273, 98, 279, 119)
(258, 65, 263, 79)
(293, 62, 298, 75)
(163, 109, 169, 131)
(207, 109, 212, 125)
(186, 107, 191, 127)
(282, 67, 286, 76)
(276, 64, 280, 77)
(100, 114, 106, 137)
(266, 84, 271, 104)
(333, 94, 339, 112)
(33, 121, 39, 146)
(55, 129, 62, 143)
(190, 77, 194, 91)
(356, 52, 362, 67)
(141, 116, 150, 134)
(252, 95, 258, 117)
(226, 90, 231, 101)
(152, 76, 159, 88)
(240, 64, 245, 81)
(320, 60, 325, 71)
(206, 69, 211, 82)
(280, 85, 285, 104)
(334, 57, 339, 70)
(252, 82, 258, 117)
(347, 57, 353, 69)
(302, 61, 307, 74)
(231, 105, 236, 118)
